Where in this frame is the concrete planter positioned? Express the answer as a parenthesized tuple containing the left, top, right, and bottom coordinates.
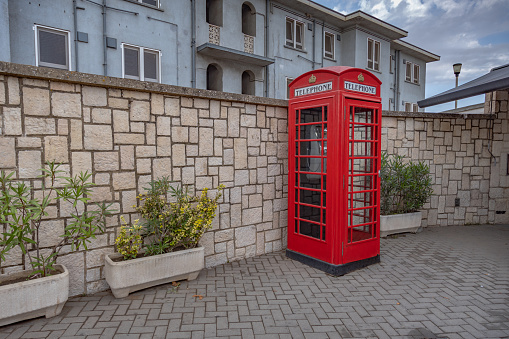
(0, 265, 69, 327)
(380, 211, 422, 237)
(105, 247, 204, 298)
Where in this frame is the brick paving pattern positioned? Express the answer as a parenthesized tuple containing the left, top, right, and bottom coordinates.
(1, 224, 508, 339)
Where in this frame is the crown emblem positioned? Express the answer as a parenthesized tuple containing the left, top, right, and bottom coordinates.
(358, 73, 365, 82)
(309, 75, 317, 83)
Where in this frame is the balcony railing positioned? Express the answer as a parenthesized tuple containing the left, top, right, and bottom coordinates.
(244, 34, 254, 54)
(209, 24, 220, 45)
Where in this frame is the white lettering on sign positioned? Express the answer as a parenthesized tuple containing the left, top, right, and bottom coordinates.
(344, 81, 376, 95)
(294, 81, 333, 97)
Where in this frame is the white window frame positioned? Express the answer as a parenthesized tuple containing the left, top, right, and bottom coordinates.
(413, 64, 420, 84)
(404, 102, 412, 112)
(324, 31, 335, 60)
(285, 17, 304, 51)
(121, 43, 162, 83)
(286, 77, 294, 99)
(412, 103, 419, 112)
(405, 61, 412, 82)
(34, 24, 72, 70)
(130, 0, 160, 8)
(367, 38, 380, 72)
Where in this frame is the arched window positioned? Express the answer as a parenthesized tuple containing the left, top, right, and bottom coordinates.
(242, 2, 256, 37)
(207, 64, 223, 91)
(206, 0, 223, 26)
(242, 70, 255, 95)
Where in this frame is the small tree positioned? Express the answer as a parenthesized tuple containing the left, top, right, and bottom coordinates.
(0, 162, 114, 278)
(380, 153, 433, 215)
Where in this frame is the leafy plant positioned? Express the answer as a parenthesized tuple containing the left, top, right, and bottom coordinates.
(115, 216, 143, 260)
(0, 162, 114, 278)
(380, 153, 433, 215)
(117, 177, 223, 258)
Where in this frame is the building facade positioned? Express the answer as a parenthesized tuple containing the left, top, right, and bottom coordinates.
(0, 0, 439, 110)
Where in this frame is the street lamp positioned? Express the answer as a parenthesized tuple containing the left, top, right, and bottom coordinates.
(453, 63, 462, 109)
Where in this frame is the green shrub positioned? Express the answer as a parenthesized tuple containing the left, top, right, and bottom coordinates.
(115, 216, 143, 260)
(380, 153, 433, 215)
(115, 177, 223, 259)
(0, 162, 114, 278)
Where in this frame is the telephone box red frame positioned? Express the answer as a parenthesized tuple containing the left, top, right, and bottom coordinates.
(287, 66, 382, 275)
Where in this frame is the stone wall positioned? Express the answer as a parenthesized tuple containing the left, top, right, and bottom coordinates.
(0, 63, 289, 296)
(0, 62, 507, 297)
(381, 97, 508, 226)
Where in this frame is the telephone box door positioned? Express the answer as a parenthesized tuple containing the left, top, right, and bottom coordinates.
(342, 98, 381, 263)
(288, 97, 335, 263)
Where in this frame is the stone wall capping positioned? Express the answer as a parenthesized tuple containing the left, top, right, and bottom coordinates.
(0, 62, 288, 108)
(382, 110, 494, 120)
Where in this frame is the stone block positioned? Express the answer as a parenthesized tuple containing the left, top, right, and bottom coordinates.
(23, 87, 50, 116)
(52, 92, 82, 117)
(113, 172, 136, 190)
(130, 100, 150, 121)
(91, 108, 111, 124)
(136, 146, 157, 158)
(50, 82, 75, 92)
(234, 139, 248, 169)
(247, 128, 261, 147)
(0, 82, 4, 104)
(165, 97, 180, 116)
(172, 144, 186, 166)
(181, 108, 198, 126)
(157, 137, 172, 156)
(120, 145, 135, 169)
(44, 136, 69, 163)
(152, 94, 164, 115)
(113, 110, 129, 132)
(94, 152, 119, 171)
(25, 117, 56, 135)
(7, 77, 20, 105)
(136, 158, 152, 174)
(153, 157, 172, 181)
(172, 126, 189, 142)
(242, 207, 262, 225)
(72, 152, 92, 176)
(114, 133, 145, 144)
(19, 151, 42, 178)
(17, 137, 41, 148)
(109, 97, 129, 109)
(0, 138, 16, 168)
(235, 226, 256, 247)
(194, 98, 209, 109)
(3, 107, 22, 135)
(70, 120, 83, 149)
(157, 116, 171, 135)
(84, 125, 113, 150)
(122, 90, 149, 100)
(82, 86, 107, 106)
(199, 128, 214, 156)
(228, 108, 240, 137)
(58, 252, 85, 296)
(122, 190, 137, 213)
(57, 119, 69, 135)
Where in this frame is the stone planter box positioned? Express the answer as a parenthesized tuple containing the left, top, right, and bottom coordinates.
(0, 265, 69, 327)
(380, 211, 422, 237)
(104, 247, 204, 298)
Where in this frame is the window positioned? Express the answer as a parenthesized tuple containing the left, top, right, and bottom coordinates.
(35, 25, 71, 70)
(390, 55, 394, 74)
(413, 64, 420, 84)
(405, 61, 420, 84)
(286, 17, 304, 50)
(405, 61, 412, 82)
(324, 32, 335, 59)
(242, 2, 256, 37)
(242, 70, 255, 95)
(207, 0, 223, 26)
(413, 103, 419, 112)
(122, 44, 160, 82)
(207, 64, 223, 91)
(286, 77, 294, 99)
(367, 38, 380, 71)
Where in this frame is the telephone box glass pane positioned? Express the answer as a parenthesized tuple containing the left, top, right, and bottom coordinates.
(301, 107, 322, 123)
(351, 141, 374, 157)
(300, 189, 321, 207)
(351, 107, 374, 123)
(351, 158, 373, 174)
(350, 125, 373, 141)
(299, 220, 320, 239)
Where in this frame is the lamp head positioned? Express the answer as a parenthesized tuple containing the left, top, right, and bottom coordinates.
(453, 63, 462, 76)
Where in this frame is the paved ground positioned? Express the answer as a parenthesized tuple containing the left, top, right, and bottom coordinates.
(1, 224, 508, 339)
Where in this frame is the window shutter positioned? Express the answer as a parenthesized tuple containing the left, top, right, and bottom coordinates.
(413, 64, 420, 84)
(374, 41, 380, 71)
(286, 19, 293, 47)
(295, 22, 303, 49)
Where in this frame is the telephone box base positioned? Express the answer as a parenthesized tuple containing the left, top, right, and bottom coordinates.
(286, 250, 380, 276)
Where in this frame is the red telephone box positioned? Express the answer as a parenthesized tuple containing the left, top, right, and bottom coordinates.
(287, 66, 382, 275)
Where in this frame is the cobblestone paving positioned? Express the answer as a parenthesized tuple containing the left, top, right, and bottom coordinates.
(1, 225, 508, 339)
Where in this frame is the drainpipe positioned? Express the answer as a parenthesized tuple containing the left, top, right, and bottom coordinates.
(312, 19, 315, 70)
(395, 50, 400, 111)
(102, 0, 107, 76)
(264, 0, 269, 97)
(191, 0, 196, 88)
(73, 0, 78, 71)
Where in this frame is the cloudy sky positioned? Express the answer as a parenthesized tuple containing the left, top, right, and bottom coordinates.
(314, 0, 509, 111)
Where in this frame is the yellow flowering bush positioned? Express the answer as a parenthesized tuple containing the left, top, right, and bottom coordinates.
(115, 216, 143, 260)
(135, 177, 223, 256)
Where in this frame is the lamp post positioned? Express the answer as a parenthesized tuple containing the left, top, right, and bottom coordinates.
(453, 63, 462, 109)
